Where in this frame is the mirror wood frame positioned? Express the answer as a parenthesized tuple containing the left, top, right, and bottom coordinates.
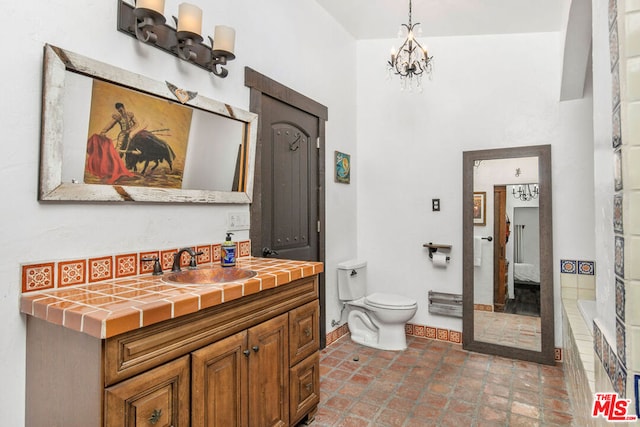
(39, 44, 257, 204)
(462, 144, 555, 365)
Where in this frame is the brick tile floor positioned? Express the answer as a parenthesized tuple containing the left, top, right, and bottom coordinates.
(307, 336, 574, 426)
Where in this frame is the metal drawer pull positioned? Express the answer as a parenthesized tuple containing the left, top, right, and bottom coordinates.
(149, 408, 162, 424)
(252, 346, 259, 352)
(243, 350, 250, 356)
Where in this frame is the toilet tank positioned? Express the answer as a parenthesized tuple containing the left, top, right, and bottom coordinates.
(337, 259, 367, 301)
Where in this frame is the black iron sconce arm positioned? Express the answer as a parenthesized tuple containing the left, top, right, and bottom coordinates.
(117, 1, 234, 78)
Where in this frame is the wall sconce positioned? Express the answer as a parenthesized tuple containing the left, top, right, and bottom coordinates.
(117, 0, 236, 78)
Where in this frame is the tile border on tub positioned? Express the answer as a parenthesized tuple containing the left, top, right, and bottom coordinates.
(578, 261, 595, 275)
(561, 260, 577, 274)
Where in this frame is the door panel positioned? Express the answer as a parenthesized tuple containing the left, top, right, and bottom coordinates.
(104, 355, 190, 427)
(191, 331, 248, 427)
(261, 96, 319, 261)
(248, 314, 289, 427)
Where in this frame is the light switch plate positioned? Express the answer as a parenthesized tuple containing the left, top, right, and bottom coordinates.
(227, 212, 250, 230)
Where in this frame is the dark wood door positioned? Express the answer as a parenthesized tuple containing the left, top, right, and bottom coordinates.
(260, 95, 319, 261)
(246, 67, 327, 347)
(493, 186, 508, 311)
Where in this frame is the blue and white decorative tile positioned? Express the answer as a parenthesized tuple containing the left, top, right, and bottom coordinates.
(635, 375, 639, 418)
(594, 322, 603, 361)
(608, 0, 617, 29)
(614, 149, 623, 191)
(615, 236, 625, 278)
(578, 261, 595, 275)
(614, 194, 624, 233)
(610, 19, 619, 71)
(612, 63, 620, 111)
(616, 277, 626, 322)
(609, 344, 617, 381)
(561, 259, 577, 274)
(616, 316, 627, 367)
(603, 337, 611, 376)
(612, 106, 622, 148)
(614, 362, 627, 398)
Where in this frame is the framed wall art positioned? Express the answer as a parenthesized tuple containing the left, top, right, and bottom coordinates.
(335, 151, 351, 184)
(39, 44, 258, 203)
(473, 192, 486, 226)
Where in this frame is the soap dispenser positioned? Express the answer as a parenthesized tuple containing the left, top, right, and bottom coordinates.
(221, 232, 236, 267)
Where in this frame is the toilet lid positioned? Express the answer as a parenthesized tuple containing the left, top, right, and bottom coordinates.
(365, 292, 417, 309)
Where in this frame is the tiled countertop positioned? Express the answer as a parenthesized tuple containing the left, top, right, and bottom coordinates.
(20, 257, 323, 339)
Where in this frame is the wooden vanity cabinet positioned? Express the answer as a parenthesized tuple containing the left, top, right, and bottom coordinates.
(191, 314, 289, 427)
(25, 275, 320, 427)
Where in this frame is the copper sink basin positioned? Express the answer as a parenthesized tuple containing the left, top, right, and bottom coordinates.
(163, 267, 257, 285)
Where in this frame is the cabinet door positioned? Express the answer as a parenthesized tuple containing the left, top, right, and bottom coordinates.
(191, 331, 248, 427)
(289, 352, 320, 425)
(105, 355, 190, 427)
(248, 314, 289, 427)
(288, 300, 319, 366)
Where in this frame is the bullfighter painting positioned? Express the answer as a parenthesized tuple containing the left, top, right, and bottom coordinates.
(84, 79, 192, 189)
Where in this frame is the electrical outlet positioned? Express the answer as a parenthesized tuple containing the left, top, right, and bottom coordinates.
(227, 212, 250, 230)
(432, 199, 440, 211)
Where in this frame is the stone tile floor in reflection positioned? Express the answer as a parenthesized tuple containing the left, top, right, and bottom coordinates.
(308, 335, 574, 426)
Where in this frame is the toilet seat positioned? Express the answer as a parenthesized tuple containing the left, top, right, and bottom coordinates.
(364, 292, 417, 310)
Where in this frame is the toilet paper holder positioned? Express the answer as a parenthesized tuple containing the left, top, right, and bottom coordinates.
(423, 242, 452, 261)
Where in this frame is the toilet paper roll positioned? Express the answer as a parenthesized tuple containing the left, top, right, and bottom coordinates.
(432, 252, 448, 267)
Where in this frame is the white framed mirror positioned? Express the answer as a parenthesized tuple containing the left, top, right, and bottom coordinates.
(39, 44, 257, 203)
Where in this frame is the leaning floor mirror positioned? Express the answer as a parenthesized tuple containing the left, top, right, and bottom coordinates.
(462, 145, 555, 365)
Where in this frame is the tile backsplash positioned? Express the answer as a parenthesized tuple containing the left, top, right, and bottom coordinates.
(21, 240, 251, 293)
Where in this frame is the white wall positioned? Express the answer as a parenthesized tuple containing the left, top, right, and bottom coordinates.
(0, 0, 357, 424)
(356, 32, 595, 341)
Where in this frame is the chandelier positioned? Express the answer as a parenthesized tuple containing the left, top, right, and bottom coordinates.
(512, 184, 539, 201)
(387, 0, 433, 92)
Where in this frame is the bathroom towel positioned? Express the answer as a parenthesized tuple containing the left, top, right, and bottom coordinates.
(473, 236, 482, 266)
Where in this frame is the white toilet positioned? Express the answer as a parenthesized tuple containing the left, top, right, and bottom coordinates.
(337, 260, 418, 351)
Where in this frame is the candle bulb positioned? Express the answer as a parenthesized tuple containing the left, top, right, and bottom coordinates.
(213, 25, 236, 56)
(136, 0, 164, 14)
(177, 3, 202, 36)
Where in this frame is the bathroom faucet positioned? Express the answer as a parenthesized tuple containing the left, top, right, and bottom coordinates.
(171, 247, 203, 272)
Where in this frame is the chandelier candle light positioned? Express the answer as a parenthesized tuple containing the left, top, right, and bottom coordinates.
(387, 0, 433, 92)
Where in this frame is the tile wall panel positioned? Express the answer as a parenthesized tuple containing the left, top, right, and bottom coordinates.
(560, 259, 597, 300)
(613, 0, 639, 413)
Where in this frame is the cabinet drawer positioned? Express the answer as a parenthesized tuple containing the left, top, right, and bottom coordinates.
(289, 352, 320, 425)
(105, 276, 318, 385)
(104, 354, 190, 427)
(288, 300, 319, 366)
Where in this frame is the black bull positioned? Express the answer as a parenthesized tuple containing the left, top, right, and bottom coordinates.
(124, 130, 176, 174)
